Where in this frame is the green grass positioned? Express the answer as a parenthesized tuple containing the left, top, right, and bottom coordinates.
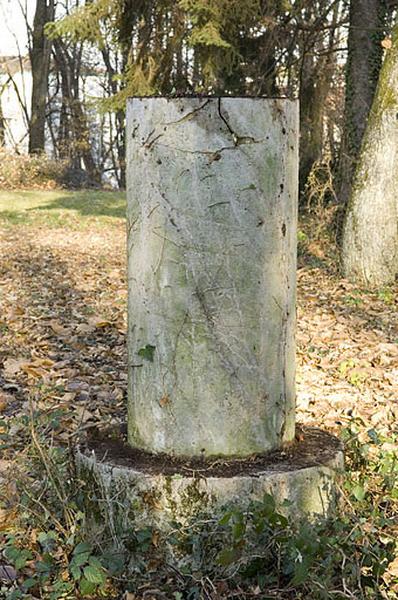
(0, 189, 126, 229)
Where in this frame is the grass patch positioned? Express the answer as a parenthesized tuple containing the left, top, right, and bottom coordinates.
(0, 190, 126, 229)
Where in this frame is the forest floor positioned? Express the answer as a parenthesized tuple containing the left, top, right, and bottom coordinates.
(0, 189, 396, 441)
(0, 190, 397, 598)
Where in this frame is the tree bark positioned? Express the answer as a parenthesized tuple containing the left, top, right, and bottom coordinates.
(341, 25, 398, 286)
(29, 0, 55, 154)
(0, 96, 5, 146)
(53, 39, 101, 184)
(338, 0, 386, 209)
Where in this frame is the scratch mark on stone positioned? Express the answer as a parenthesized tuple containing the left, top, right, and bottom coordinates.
(194, 285, 244, 388)
(142, 128, 155, 145)
(170, 311, 189, 391)
(217, 98, 261, 147)
(152, 232, 166, 276)
(152, 229, 182, 248)
(147, 204, 160, 219)
(165, 99, 211, 126)
(207, 201, 230, 209)
(145, 132, 164, 150)
(127, 217, 138, 235)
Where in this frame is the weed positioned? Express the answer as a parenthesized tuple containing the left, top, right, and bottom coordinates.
(1, 410, 397, 599)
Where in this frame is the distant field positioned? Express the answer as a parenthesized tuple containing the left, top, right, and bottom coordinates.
(0, 189, 126, 228)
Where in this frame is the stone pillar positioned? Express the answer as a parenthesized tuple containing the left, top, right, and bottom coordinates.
(77, 97, 342, 542)
(126, 97, 298, 457)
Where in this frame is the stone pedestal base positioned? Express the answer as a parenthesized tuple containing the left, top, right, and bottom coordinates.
(77, 427, 343, 554)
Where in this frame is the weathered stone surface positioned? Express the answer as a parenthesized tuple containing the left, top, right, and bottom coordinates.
(126, 97, 299, 457)
(77, 431, 343, 542)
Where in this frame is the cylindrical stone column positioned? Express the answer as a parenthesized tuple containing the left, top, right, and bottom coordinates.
(126, 97, 298, 457)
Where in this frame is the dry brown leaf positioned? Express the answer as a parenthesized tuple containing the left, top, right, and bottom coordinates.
(0, 392, 11, 412)
(0, 508, 18, 530)
(61, 392, 76, 402)
(2, 357, 29, 377)
(94, 320, 113, 328)
(22, 365, 46, 379)
(0, 564, 17, 582)
(75, 323, 95, 335)
(383, 555, 398, 586)
(75, 405, 94, 424)
(49, 320, 69, 336)
(382, 38, 392, 49)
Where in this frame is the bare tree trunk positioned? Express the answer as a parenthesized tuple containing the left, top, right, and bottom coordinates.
(53, 39, 101, 184)
(0, 96, 5, 146)
(338, 0, 386, 209)
(29, 0, 55, 154)
(341, 25, 398, 285)
(299, 1, 341, 194)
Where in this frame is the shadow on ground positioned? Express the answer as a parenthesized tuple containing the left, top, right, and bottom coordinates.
(30, 190, 126, 219)
(0, 238, 127, 421)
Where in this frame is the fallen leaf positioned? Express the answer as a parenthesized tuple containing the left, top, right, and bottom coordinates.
(67, 380, 89, 392)
(382, 37, 392, 49)
(94, 320, 113, 328)
(22, 365, 46, 379)
(2, 358, 29, 377)
(49, 320, 69, 337)
(0, 508, 18, 530)
(0, 564, 17, 582)
(0, 392, 12, 412)
(75, 323, 95, 335)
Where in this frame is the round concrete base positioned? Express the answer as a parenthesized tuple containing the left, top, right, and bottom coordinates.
(77, 427, 343, 549)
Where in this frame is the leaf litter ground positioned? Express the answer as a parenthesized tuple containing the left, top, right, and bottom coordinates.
(0, 194, 396, 446)
(0, 192, 397, 598)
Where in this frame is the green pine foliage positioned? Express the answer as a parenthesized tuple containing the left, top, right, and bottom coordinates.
(45, 0, 269, 106)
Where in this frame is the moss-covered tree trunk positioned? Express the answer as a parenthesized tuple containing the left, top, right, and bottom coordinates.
(0, 96, 5, 146)
(338, 0, 386, 210)
(342, 25, 398, 285)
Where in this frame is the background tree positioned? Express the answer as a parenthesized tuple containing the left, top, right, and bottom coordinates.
(29, 0, 55, 154)
(342, 24, 398, 285)
(48, 0, 348, 191)
(0, 95, 5, 146)
(337, 0, 388, 213)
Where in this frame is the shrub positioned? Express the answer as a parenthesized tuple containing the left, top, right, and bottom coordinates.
(0, 149, 69, 190)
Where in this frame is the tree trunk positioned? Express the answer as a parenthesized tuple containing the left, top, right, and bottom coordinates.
(0, 96, 5, 146)
(53, 39, 101, 184)
(341, 25, 398, 286)
(299, 1, 341, 195)
(29, 0, 55, 154)
(338, 0, 386, 209)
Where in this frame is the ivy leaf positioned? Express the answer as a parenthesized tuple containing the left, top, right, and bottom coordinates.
(232, 520, 246, 541)
(83, 564, 106, 585)
(138, 344, 156, 362)
(352, 484, 366, 501)
(79, 576, 97, 596)
(218, 547, 240, 566)
(218, 511, 233, 526)
(73, 542, 92, 555)
(70, 564, 81, 581)
(71, 551, 91, 567)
